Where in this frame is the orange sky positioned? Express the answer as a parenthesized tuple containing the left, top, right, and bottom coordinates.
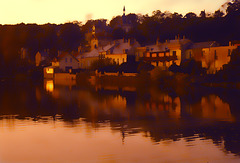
(0, 0, 228, 24)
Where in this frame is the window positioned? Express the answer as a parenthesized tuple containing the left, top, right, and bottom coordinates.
(187, 51, 191, 59)
(65, 58, 67, 63)
(152, 53, 157, 57)
(46, 68, 53, 74)
(159, 53, 164, 57)
(172, 51, 176, 56)
(228, 49, 231, 56)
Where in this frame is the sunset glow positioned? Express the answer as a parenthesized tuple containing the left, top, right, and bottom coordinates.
(0, 0, 228, 24)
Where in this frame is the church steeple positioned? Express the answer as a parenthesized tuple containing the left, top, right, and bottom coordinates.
(122, 6, 126, 24)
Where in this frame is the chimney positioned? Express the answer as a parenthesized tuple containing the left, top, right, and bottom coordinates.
(175, 36, 177, 40)
(229, 41, 232, 46)
(183, 35, 186, 40)
(57, 50, 60, 56)
(128, 39, 131, 45)
(156, 38, 159, 45)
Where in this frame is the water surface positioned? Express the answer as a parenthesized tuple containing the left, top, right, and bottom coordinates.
(0, 79, 240, 163)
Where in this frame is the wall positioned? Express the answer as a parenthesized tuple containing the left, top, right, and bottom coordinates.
(55, 73, 76, 80)
(78, 57, 99, 69)
(202, 45, 237, 74)
(106, 54, 127, 65)
(44, 67, 54, 79)
(59, 55, 79, 71)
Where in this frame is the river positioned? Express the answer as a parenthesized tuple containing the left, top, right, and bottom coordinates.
(0, 79, 240, 163)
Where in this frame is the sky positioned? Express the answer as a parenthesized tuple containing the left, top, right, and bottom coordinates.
(0, 0, 229, 25)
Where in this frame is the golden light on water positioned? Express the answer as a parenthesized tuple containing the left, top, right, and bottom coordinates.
(46, 80, 54, 93)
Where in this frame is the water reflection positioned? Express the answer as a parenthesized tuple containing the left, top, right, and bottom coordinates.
(0, 80, 240, 162)
(0, 115, 239, 163)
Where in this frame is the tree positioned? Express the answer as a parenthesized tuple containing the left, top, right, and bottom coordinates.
(109, 16, 123, 29)
(226, 0, 240, 15)
(184, 12, 197, 19)
(200, 10, 206, 18)
(213, 9, 224, 18)
(112, 28, 126, 39)
(58, 23, 84, 51)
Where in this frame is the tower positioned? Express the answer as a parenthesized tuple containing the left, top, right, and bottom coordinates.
(122, 6, 126, 24)
(90, 25, 98, 50)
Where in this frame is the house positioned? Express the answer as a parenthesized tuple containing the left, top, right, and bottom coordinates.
(77, 49, 100, 69)
(184, 41, 219, 61)
(102, 39, 140, 65)
(35, 50, 50, 66)
(139, 36, 192, 70)
(58, 52, 79, 72)
(164, 36, 192, 66)
(44, 66, 55, 79)
(201, 42, 238, 74)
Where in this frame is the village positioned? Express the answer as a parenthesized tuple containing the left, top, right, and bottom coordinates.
(14, 7, 240, 85)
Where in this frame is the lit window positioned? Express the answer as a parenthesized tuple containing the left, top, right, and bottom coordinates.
(152, 53, 157, 57)
(159, 53, 164, 57)
(46, 68, 53, 74)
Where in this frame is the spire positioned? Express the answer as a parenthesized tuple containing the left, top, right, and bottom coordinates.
(122, 6, 126, 24)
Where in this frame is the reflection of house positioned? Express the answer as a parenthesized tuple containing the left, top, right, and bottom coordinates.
(58, 52, 79, 72)
(187, 95, 234, 121)
(20, 48, 29, 60)
(35, 50, 50, 66)
(139, 36, 192, 69)
(201, 42, 237, 74)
